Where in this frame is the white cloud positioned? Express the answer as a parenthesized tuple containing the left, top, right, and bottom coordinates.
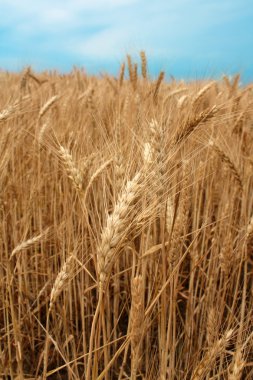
(73, 27, 134, 59)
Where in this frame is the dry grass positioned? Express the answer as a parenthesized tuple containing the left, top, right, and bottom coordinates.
(0, 55, 253, 379)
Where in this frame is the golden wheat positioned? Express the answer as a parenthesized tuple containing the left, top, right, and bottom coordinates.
(0, 56, 253, 379)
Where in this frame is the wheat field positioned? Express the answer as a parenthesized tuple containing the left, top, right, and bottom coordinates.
(0, 53, 253, 379)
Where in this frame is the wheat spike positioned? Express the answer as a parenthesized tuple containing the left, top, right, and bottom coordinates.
(140, 51, 147, 80)
(174, 105, 218, 144)
(119, 62, 125, 87)
(0, 106, 14, 122)
(38, 95, 60, 121)
(131, 275, 144, 380)
(49, 253, 76, 311)
(127, 55, 134, 84)
(177, 94, 188, 109)
(219, 232, 234, 277)
(192, 81, 216, 108)
(209, 140, 243, 191)
(206, 307, 218, 346)
(153, 71, 165, 102)
(133, 63, 138, 90)
(10, 229, 50, 259)
(59, 145, 84, 191)
(166, 196, 174, 233)
(143, 142, 153, 165)
(97, 171, 142, 286)
(228, 349, 245, 380)
(191, 329, 233, 380)
(84, 159, 113, 201)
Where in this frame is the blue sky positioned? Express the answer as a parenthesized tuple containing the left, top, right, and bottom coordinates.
(0, 0, 252, 81)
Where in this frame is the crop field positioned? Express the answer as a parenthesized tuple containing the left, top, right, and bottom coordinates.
(0, 53, 253, 379)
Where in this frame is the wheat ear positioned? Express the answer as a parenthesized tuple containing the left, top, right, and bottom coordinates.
(43, 253, 76, 379)
(114, 153, 125, 193)
(174, 105, 218, 144)
(10, 228, 50, 259)
(118, 62, 125, 87)
(209, 140, 243, 191)
(191, 329, 233, 380)
(86, 171, 142, 380)
(192, 81, 216, 108)
(133, 63, 138, 90)
(206, 307, 218, 346)
(140, 51, 147, 80)
(97, 171, 142, 287)
(20, 66, 30, 92)
(153, 71, 165, 103)
(131, 275, 144, 380)
(38, 95, 60, 122)
(127, 55, 134, 84)
(228, 349, 245, 380)
(49, 253, 76, 311)
(38, 119, 49, 144)
(84, 159, 113, 201)
(59, 145, 84, 191)
(0, 106, 15, 122)
(177, 94, 189, 109)
(166, 196, 174, 233)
